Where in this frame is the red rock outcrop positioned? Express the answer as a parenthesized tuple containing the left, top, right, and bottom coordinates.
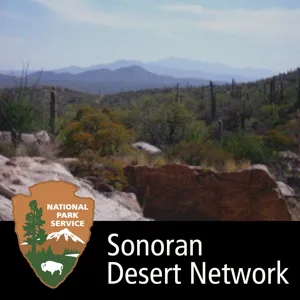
(124, 163, 292, 221)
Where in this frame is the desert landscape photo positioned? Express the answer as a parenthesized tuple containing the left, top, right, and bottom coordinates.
(0, 0, 300, 222)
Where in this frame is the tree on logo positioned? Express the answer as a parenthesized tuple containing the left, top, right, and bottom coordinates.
(22, 200, 47, 254)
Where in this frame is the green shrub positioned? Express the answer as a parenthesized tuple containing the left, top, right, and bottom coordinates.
(262, 129, 294, 151)
(223, 133, 278, 164)
(182, 120, 208, 143)
(166, 139, 233, 169)
(60, 106, 135, 157)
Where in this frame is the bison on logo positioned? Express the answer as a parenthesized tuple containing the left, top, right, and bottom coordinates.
(11, 181, 95, 289)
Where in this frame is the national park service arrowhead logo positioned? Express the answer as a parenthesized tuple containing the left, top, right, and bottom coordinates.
(11, 181, 95, 289)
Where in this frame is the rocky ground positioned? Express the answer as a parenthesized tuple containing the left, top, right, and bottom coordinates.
(0, 153, 299, 221)
(0, 155, 149, 221)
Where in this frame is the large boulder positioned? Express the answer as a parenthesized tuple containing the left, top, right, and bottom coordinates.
(276, 181, 300, 221)
(132, 142, 162, 155)
(124, 163, 294, 221)
(269, 151, 300, 196)
(0, 156, 150, 221)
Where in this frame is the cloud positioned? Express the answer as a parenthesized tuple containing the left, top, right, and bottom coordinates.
(31, 0, 137, 28)
(158, 4, 204, 14)
(31, 0, 300, 41)
(31, 0, 186, 39)
(156, 3, 300, 39)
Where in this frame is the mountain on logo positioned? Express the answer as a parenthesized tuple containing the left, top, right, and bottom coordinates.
(20, 228, 86, 255)
(47, 228, 85, 244)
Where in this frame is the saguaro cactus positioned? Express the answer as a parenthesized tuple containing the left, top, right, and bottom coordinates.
(280, 77, 284, 103)
(176, 83, 179, 103)
(231, 79, 236, 98)
(218, 119, 223, 144)
(240, 97, 246, 130)
(49, 86, 56, 135)
(209, 81, 216, 122)
(263, 82, 267, 103)
(297, 68, 300, 105)
(269, 76, 276, 104)
(200, 85, 205, 100)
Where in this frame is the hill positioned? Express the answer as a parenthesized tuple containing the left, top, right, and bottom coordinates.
(100, 68, 299, 111)
(1, 67, 298, 147)
(0, 65, 220, 95)
(98, 68, 300, 159)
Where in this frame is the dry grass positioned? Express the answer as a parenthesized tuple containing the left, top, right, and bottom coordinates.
(198, 158, 251, 172)
(0, 140, 252, 175)
(104, 147, 252, 172)
(104, 150, 251, 173)
(107, 152, 168, 168)
(224, 159, 251, 172)
(68, 150, 186, 191)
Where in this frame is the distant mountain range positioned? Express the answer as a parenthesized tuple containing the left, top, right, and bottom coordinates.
(0, 57, 276, 95)
(0, 65, 222, 95)
(51, 57, 274, 82)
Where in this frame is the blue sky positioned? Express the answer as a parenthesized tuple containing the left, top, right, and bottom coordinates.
(1, 0, 300, 72)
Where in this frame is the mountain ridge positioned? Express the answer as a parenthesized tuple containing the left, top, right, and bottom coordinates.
(0, 65, 221, 95)
(51, 57, 275, 82)
(0, 57, 275, 82)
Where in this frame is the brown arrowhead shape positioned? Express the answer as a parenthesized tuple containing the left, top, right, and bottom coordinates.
(12, 181, 95, 289)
